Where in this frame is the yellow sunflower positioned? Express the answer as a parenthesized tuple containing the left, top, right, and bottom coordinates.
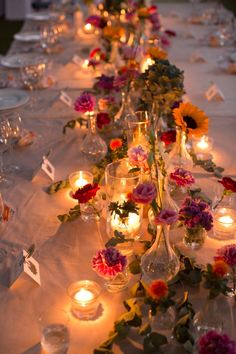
(173, 102, 209, 137)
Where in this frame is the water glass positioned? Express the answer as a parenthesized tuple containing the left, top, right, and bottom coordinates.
(38, 309, 70, 354)
(40, 24, 59, 53)
(21, 62, 46, 91)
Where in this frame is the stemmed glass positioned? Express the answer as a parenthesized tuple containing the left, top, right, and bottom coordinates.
(20, 62, 46, 109)
(0, 119, 12, 187)
(40, 24, 60, 54)
(4, 112, 23, 172)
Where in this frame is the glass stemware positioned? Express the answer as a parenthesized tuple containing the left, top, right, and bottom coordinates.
(0, 120, 12, 187)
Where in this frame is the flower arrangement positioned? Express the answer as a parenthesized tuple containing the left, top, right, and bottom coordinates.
(173, 102, 209, 138)
(74, 91, 95, 113)
(202, 259, 229, 298)
(96, 112, 111, 129)
(160, 129, 176, 147)
(130, 182, 157, 205)
(154, 209, 178, 225)
(197, 330, 236, 354)
(127, 145, 149, 171)
(170, 168, 195, 187)
(214, 176, 236, 209)
(72, 183, 100, 203)
(85, 15, 107, 29)
(92, 247, 127, 278)
(145, 278, 175, 316)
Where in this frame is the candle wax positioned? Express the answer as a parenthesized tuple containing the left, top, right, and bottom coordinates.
(74, 288, 94, 302)
(75, 178, 88, 188)
(218, 215, 234, 226)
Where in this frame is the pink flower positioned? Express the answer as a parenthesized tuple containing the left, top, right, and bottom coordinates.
(170, 168, 195, 187)
(154, 209, 178, 225)
(96, 112, 111, 129)
(92, 247, 127, 278)
(128, 145, 149, 171)
(198, 330, 236, 354)
(74, 91, 95, 113)
(131, 182, 156, 204)
(98, 96, 116, 111)
(215, 244, 236, 268)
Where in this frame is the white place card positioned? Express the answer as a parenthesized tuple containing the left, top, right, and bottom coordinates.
(9, 249, 41, 287)
(72, 54, 83, 66)
(41, 156, 55, 181)
(205, 83, 225, 102)
(59, 91, 73, 107)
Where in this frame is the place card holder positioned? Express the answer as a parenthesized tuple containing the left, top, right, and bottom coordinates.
(72, 54, 83, 66)
(205, 83, 225, 102)
(41, 156, 55, 181)
(59, 91, 73, 108)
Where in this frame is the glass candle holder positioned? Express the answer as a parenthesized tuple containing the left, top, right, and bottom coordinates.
(69, 171, 93, 193)
(105, 159, 142, 242)
(214, 207, 236, 240)
(126, 111, 150, 149)
(68, 280, 101, 320)
(83, 23, 95, 34)
(192, 135, 214, 160)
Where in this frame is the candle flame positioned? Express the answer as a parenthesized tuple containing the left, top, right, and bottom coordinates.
(218, 215, 234, 225)
(74, 288, 94, 302)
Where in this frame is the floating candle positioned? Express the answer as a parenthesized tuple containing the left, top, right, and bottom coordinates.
(213, 207, 236, 240)
(69, 171, 93, 192)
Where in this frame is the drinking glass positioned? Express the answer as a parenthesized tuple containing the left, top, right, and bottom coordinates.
(38, 309, 70, 354)
(0, 119, 12, 187)
(40, 24, 59, 53)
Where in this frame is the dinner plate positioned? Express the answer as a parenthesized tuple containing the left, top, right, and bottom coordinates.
(26, 12, 57, 21)
(0, 89, 29, 111)
(14, 32, 41, 42)
(0, 53, 47, 69)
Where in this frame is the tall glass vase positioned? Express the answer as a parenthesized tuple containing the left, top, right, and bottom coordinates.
(141, 224, 180, 283)
(81, 113, 107, 163)
(126, 111, 150, 149)
(114, 91, 134, 130)
(167, 127, 193, 172)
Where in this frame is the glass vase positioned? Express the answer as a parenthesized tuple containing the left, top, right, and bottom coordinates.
(80, 198, 103, 222)
(149, 307, 175, 332)
(81, 112, 107, 163)
(105, 159, 142, 254)
(183, 226, 206, 250)
(167, 127, 193, 172)
(169, 183, 188, 209)
(126, 111, 150, 149)
(141, 225, 180, 283)
(193, 296, 224, 339)
(114, 91, 134, 130)
(104, 269, 129, 293)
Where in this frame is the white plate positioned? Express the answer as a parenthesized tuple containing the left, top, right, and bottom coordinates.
(0, 89, 29, 111)
(1, 53, 47, 69)
(14, 32, 41, 42)
(26, 12, 57, 21)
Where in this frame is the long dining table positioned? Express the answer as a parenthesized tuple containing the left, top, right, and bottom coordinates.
(0, 2, 236, 354)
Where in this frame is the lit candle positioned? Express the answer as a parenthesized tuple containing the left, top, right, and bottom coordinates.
(83, 23, 94, 34)
(193, 135, 213, 160)
(141, 57, 155, 73)
(197, 136, 209, 150)
(111, 212, 141, 239)
(69, 171, 93, 193)
(68, 280, 101, 320)
(82, 59, 89, 69)
(213, 208, 236, 240)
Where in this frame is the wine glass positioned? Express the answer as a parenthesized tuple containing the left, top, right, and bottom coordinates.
(40, 24, 59, 53)
(0, 119, 12, 187)
(21, 62, 46, 109)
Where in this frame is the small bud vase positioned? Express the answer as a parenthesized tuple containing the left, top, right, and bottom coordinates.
(183, 226, 206, 250)
(104, 269, 129, 293)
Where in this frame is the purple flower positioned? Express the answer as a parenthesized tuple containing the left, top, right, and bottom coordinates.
(215, 244, 236, 268)
(113, 69, 139, 89)
(198, 330, 236, 354)
(92, 247, 127, 278)
(96, 74, 114, 91)
(128, 145, 149, 171)
(154, 209, 178, 225)
(74, 91, 95, 113)
(170, 168, 195, 187)
(86, 15, 107, 29)
(179, 197, 213, 231)
(131, 182, 156, 204)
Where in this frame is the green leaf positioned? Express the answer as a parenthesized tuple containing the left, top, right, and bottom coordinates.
(129, 258, 141, 275)
(57, 204, 81, 223)
(130, 281, 146, 298)
(99, 332, 118, 349)
(114, 320, 130, 340)
(47, 179, 70, 194)
(150, 332, 167, 347)
(94, 348, 113, 354)
(118, 311, 136, 323)
(128, 167, 141, 173)
(63, 119, 76, 134)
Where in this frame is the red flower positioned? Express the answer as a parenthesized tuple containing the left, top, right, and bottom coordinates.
(218, 177, 236, 193)
(148, 279, 168, 300)
(72, 183, 100, 203)
(160, 130, 176, 146)
(110, 138, 123, 151)
(96, 112, 111, 129)
(212, 260, 228, 278)
(165, 29, 176, 37)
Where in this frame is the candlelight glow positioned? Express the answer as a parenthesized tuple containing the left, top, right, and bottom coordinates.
(218, 215, 234, 226)
(196, 136, 209, 150)
(83, 23, 94, 34)
(75, 177, 88, 188)
(141, 57, 154, 73)
(82, 59, 89, 69)
(74, 288, 94, 303)
(111, 212, 141, 236)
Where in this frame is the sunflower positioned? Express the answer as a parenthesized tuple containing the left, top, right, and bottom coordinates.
(173, 102, 209, 137)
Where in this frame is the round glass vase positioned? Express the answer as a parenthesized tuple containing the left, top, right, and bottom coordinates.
(104, 269, 129, 293)
(80, 112, 107, 163)
(212, 193, 236, 241)
(80, 197, 103, 222)
(169, 183, 188, 209)
(114, 91, 134, 133)
(149, 307, 175, 332)
(167, 127, 193, 172)
(141, 225, 180, 283)
(183, 226, 206, 250)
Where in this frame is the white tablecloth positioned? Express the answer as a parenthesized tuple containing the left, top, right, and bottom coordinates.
(0, 3, 236, 354)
